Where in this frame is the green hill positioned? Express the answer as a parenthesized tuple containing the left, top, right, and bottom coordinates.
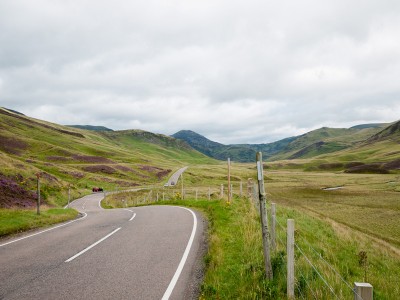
(172, 130, 257, 162)
(173, 124, 390, 162)
(67, 125, 114, 131)
(0, 108, 212, 208)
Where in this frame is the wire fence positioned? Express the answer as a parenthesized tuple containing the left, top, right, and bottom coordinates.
(247, 186, 368, 300)
(107, 181, 370, 299)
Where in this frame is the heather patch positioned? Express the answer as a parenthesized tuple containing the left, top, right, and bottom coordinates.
(72, 155, 114, 163)
(82, 165, 116, 174)
(0, 174, 37, 208)
(0, 135, 28, 155)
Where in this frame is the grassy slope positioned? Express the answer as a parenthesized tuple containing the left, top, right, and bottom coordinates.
(269, 126, 387, 161)
(0, 108, 213, 208)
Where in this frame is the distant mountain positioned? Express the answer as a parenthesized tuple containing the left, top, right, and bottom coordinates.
(68, 125, 114, 131)
(172, 122, 393, 162)
(172, 130, 256, 162)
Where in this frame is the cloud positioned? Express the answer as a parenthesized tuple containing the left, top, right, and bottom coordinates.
(1, 0, 399, 144)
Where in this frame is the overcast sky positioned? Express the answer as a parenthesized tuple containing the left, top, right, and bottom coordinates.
(1, 0, 399, 144)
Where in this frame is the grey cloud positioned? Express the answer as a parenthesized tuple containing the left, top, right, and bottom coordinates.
(1, 0, 399, 144)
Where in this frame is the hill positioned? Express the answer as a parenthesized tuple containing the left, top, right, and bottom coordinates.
(67, 125, 114, 131)
(0, 108, 212, 208)
(172, 130, 257, 162)
(172, 124, 390, 162)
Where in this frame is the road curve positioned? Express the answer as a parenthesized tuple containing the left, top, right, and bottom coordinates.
(0, 193, 205, 300)
(165, 167, 188, 187)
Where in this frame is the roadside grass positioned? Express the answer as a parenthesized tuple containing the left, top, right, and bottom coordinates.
(0, 208, 79, 237)
(103, 165, 400, 299)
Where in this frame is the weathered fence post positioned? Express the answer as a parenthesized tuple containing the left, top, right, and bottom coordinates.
(354, 283, 373, 300)
(68, 185, 71, 208)
(208, 187, 211, 200)
(195, 189, 198, 200)
(181, 173, 184, 200)
(36, 173, 41, 215)
(271, 203, 276, 251)
(157, 192, 159, 202)
(256, 152, 273, 279)
(220, 184, 224, 199)
(230, 183, 233, 199)
(247, 178, 253, 199)
(227, 158, 231, 204)
(287, 219, 295, 299)
(240, 181, 243, 197)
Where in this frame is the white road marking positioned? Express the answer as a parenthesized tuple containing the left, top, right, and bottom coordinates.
(0, 213, 88, 248)
(161, 207, 197, 300)
(65, 227, 121, 263)
(124, 209, 136, 221)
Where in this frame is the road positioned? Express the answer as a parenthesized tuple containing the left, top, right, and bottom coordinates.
(0, 193, 205, 299)
(165, 167, 188, 187)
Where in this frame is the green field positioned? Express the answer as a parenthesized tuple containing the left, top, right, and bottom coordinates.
(105, 164, 400, 299)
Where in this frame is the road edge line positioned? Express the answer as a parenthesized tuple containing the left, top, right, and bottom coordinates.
(161, 206, 197, 300)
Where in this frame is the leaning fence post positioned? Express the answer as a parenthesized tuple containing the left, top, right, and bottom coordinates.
(36, 173, 41, 215)
(271, 203, 276, 251)
(354, 283, 373, 300)
(287, 219, 295, 299)
(256, 152, 273, 280)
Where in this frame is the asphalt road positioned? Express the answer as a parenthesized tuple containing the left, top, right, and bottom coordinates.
(165, 167, 188, 187)
(0, 193, 205, 299)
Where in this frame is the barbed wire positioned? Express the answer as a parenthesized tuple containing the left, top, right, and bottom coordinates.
(296, 267, 319, 300)
(294, 242, 340, 300)
(298, 236, 363, 299)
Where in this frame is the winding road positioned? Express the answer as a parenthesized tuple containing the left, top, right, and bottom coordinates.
(0, 193, 205, 299)
(165, 167, 188, 187)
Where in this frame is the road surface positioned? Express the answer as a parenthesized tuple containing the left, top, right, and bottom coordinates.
(165, 167, 188, 187)
(0, 193, 205, 299)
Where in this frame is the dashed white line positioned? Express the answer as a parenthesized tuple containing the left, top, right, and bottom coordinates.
(65, 227, 121, 263)
(0, 213, 88, 248)
(161, 207, 197, 300)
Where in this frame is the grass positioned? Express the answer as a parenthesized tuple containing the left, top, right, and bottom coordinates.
(0, 207, 79, 237)
(103, 164, 400, 299)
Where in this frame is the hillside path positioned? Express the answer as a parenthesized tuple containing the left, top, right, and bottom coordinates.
(0, 193, 205, 300)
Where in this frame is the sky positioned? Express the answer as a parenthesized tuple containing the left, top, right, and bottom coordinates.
(1, 0, 400, 144)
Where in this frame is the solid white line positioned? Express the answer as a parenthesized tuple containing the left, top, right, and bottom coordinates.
(123, 208, 136, 221)
(0, 213, 88, 248)
(65, 227, 121, 263)
(161, 207, 197, 300)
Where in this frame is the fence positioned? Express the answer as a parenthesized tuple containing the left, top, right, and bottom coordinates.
(246, 179, 373, 300)
(105, 180, 373, 299)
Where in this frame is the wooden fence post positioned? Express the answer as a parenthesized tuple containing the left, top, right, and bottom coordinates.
(271, 203, 276, 251)
(354, 283, 373, 300)
(36, 173, 41, 215)
(247, 178, 253, 199)
(195, 189, 198, 200)
(287, 219, 295, 299)
(240, 181, 243, 197)
(227, 158, 231, 204)
(220, 184, 224, 199)
(256, 152, 273, 279)
(208, 187, 211, 200)
(181, 173, 184, 200)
